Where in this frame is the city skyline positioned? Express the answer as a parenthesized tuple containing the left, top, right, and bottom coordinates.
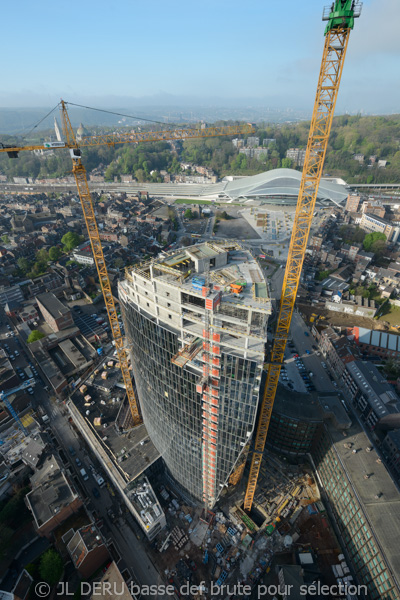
(1, 0, 398, 114)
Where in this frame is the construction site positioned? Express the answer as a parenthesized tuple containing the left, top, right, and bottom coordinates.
(2, 2, 400, 599)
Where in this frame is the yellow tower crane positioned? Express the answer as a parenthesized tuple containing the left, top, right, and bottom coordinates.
(0, 104, 253, 426)
(243, 0, 362, 512)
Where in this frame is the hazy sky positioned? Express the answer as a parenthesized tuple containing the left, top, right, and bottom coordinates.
(1, 0, 398, 114)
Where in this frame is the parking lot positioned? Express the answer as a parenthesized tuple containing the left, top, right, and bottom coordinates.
(71, 306, 110, 341)
(280, 342, 316, 394)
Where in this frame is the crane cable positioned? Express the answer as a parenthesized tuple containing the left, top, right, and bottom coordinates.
(19, 103, 61, 141)
(65, 101, 189, 128)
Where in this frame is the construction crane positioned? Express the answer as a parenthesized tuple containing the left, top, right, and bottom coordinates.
(0, 105, 253, 427)
(243, 0, 362, 512)
(0, 378, 36, 439)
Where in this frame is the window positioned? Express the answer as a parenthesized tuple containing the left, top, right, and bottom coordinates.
(169, 315, 172, 319)
(167, 303, 171, 307)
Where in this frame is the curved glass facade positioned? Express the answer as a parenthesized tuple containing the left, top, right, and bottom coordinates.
(121, 299, 203, 502)
(119, 242, 270, 506)
(121, 299, 260, 503)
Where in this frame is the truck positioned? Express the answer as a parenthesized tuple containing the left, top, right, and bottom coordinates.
(80, 468, 89, 481)
(25, 366, 33, 379)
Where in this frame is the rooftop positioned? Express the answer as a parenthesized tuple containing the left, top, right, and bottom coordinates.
(90, 562, 132, 600)
(67, 523, 104, 568)
(69, 357, 160, 484)
(346, 361, 400, 418)
(328, 420, 400, 580)
(274, 386, 351, 429)
(36, 292, 70, 320)
(130, 241, 271, 313)
(26, 454, 79, 528)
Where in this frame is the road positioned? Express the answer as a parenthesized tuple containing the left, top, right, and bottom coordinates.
(0, 309, 168, 599)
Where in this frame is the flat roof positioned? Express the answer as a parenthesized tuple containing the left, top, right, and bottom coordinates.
(328, 421, 400, 580)
(90, 562, 132, 600)
(36, 292, 70, 319)
(69, 357, 160, 483)
(27, 454, 79, 528)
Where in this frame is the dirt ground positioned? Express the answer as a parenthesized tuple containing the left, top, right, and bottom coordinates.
(216, 212, 260, 240)
(298, 302, 394, 332)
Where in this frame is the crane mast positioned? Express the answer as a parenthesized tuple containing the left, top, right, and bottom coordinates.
(244, 0, 362, 512)
(0, 105, 253, 427)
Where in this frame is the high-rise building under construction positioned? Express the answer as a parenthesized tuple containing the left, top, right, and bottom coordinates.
(119, 242, 271, 507)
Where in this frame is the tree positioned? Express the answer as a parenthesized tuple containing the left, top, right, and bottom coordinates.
(49, 246, 62, 261)
(36, 249, 49, 263)
(17, 257, 30, 274)
(61, 231, 83, 252)
(27, 330, 45, 344)
(114, 257, 125, 269)
(1, 234, 10, 244)
(363, 231, 386, 252)
(39, 549, 63, 586)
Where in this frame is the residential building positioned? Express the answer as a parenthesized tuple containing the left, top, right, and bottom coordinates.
(25, 454, 82, 538)
(90, 562, 134, 600)
(246, 136, 259, 148)
(72, 249, 95, 266)
(286, 148, 307, 167)
(0, 284, 24, 308)
(345, 194, 361, 213)
(361, 200, 386, 219)
(313, 326, 359, 378)
(381, 429, 400, 484)
(342, 361, 400, 431)
(36, 292, 74, 332)
(119, 242, 271, 507)
(67, 523, 110, 578)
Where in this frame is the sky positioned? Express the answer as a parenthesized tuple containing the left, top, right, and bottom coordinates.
(1, 0, 399, 115)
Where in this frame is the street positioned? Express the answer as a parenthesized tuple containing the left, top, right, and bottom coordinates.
(0, 308, 168, 599)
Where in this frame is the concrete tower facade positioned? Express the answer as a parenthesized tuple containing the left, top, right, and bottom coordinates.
(119, 242, 271, 507)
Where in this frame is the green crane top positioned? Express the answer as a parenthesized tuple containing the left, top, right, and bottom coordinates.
(323, 0, 362, 35)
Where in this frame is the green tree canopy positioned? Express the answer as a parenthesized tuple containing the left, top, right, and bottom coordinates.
(61, 232, 83, 252)
(184, 209, 194, 219)
(17, 257, 30, 274)
(27, 330, 45, 343)
(36, 249, 49, 262)
(39, 549, 63, 586)
(363, 231, 386, 252)
(1, 234, 10, 244)
(114, 257, 125, 269)
(49, 246, 62, 261)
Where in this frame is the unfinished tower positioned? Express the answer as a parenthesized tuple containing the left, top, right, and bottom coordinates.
(119, 242, 271, 507)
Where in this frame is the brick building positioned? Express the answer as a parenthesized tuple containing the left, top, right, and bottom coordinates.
(36, 292, 74, 332)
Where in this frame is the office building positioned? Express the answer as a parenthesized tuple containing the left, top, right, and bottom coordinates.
(359, 213, 400, 243)
(119, 242, 271, 507)
(312, 422, 400, 600)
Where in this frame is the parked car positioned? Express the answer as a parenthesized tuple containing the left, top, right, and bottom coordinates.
(75, 457, 82, 467)
(92, 487, 100, 498)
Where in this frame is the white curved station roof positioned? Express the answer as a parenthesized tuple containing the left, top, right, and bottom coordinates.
(219, 169, 348, 204)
